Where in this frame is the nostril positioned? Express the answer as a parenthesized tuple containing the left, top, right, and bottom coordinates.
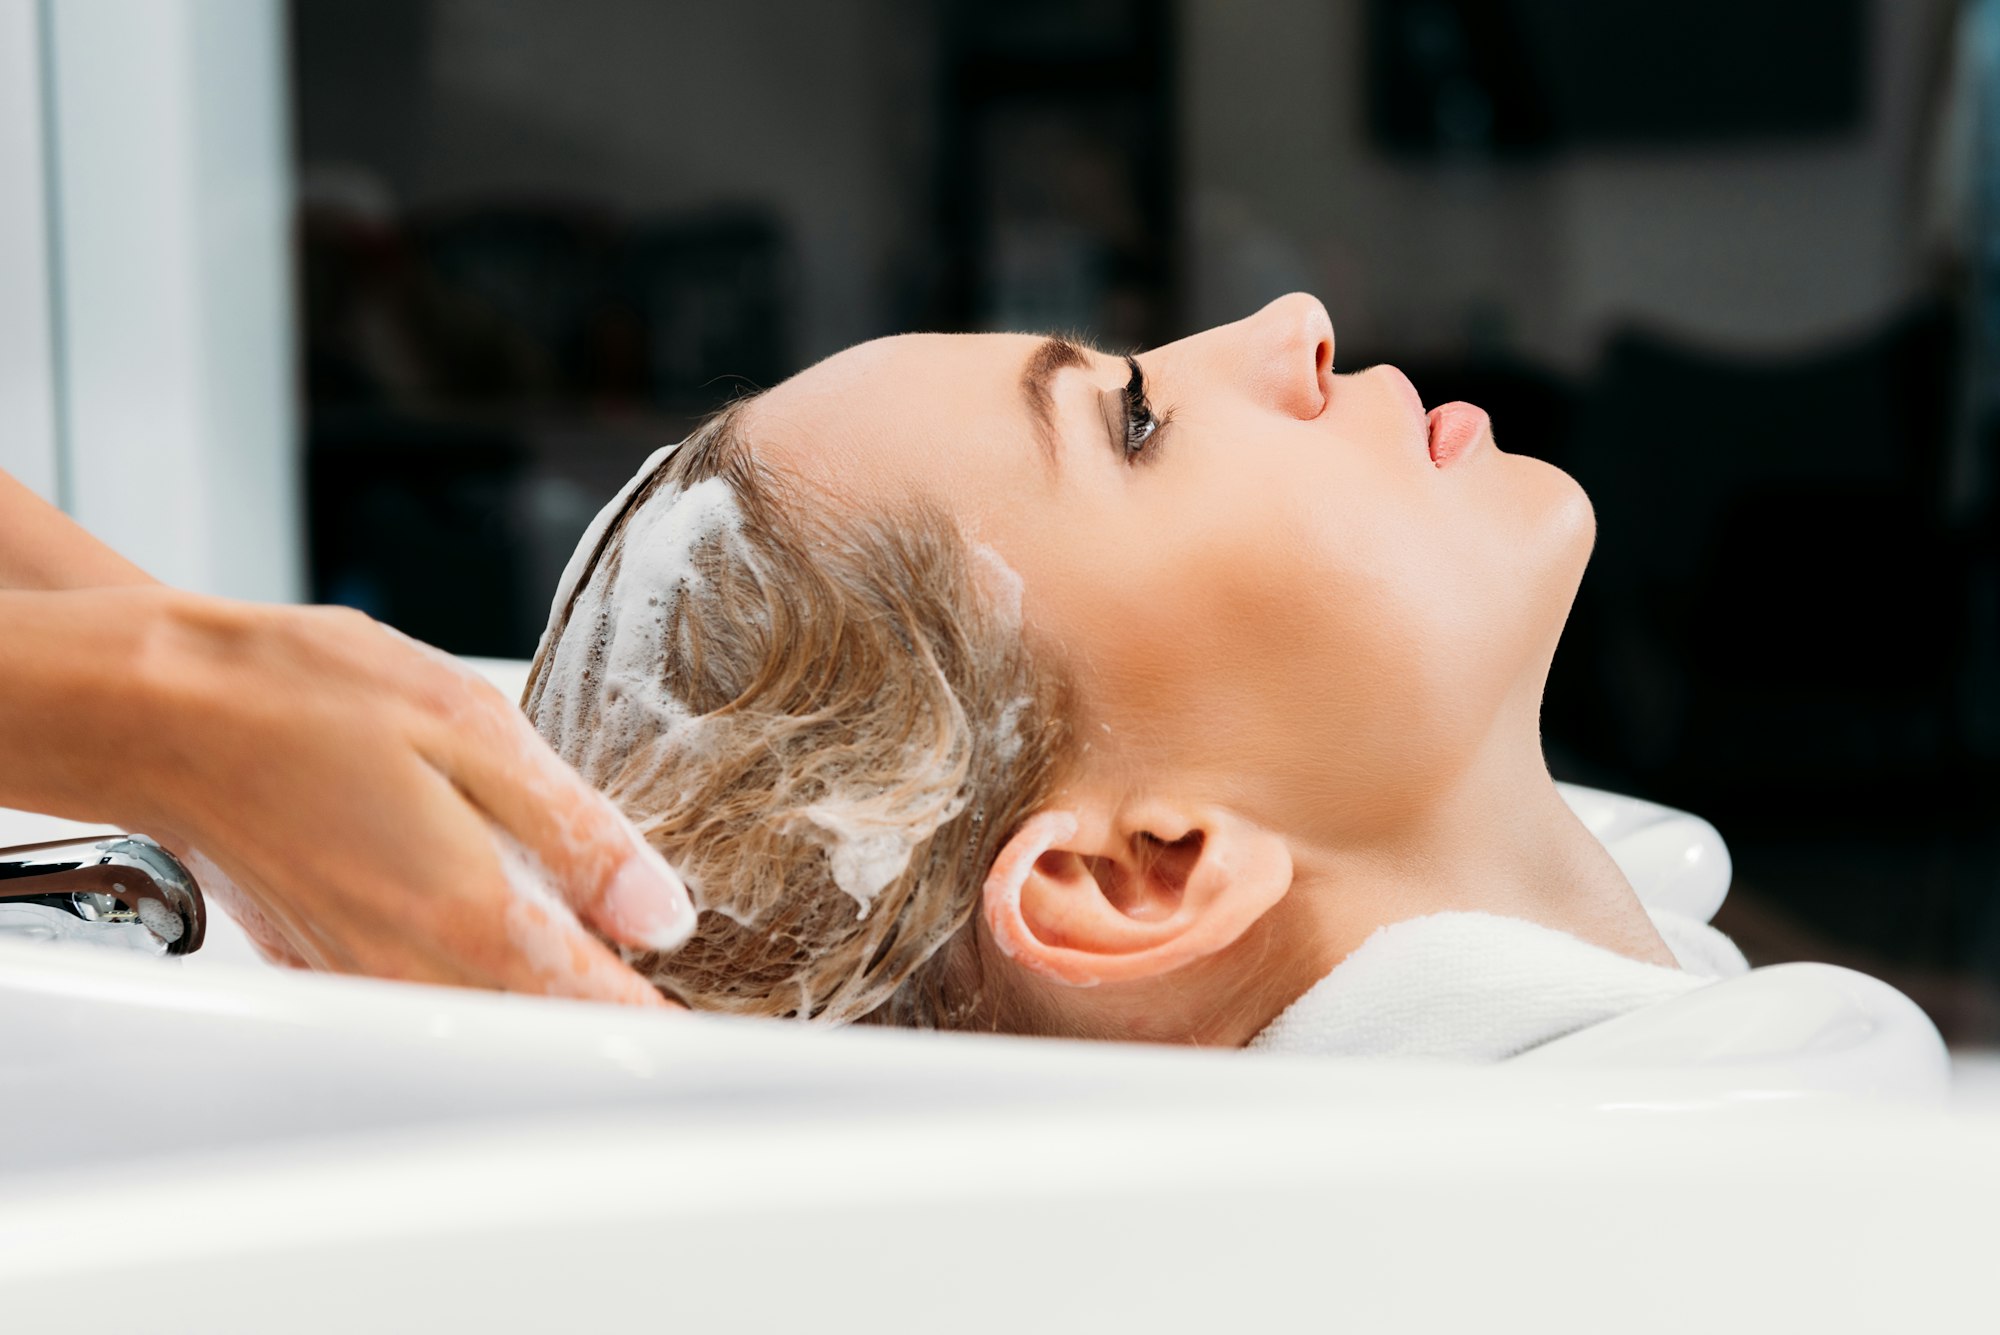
(1309, 335, 1335, 417)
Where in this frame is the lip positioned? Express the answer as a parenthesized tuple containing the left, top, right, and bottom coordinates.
(1426, 402, 1489, 468)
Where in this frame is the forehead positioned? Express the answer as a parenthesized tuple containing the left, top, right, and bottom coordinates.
(745, 332, 1048, 503)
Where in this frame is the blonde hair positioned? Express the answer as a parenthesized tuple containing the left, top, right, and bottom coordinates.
(523, 401, 1076, 1026)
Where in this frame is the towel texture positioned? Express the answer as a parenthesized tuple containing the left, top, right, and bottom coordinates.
(1248, 908, 1747, 1061)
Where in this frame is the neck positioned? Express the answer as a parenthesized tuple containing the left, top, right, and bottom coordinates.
(1225, 684, 1677, 1047)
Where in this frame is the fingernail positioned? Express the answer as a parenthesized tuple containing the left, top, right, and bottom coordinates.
(603, 847, 696, 952)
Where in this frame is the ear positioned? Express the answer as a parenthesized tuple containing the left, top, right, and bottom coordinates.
(981, 802, 1293, 988)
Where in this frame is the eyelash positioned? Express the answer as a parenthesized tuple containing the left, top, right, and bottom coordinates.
(1120, 355, 1163, 461)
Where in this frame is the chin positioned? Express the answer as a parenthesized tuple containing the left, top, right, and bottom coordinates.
(1506, 461, 1597, 663)
(1553, 472, 1597, 574)
(1513, 454, 1596, 576)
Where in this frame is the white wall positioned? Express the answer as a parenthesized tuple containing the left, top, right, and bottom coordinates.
(0, 0, 58, 504)
(41, 0, 300, 601)
(1182, 0, 1955, 370)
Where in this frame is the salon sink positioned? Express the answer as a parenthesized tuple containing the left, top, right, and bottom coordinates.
(0, 920, 1995, 1333)
(0, 660, 1990, 1331)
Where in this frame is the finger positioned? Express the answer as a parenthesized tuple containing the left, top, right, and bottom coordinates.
(299, 793, 678, 1007)
(468, 807, 680, 1007)
(429, 685, 698, 955)
(176, 741, 676, 1007)
(166, 839, 324, 970)
(485, 860, 682, 1009)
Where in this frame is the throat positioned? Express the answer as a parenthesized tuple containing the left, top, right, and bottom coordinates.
(1291, 765, 1680, 978)
(1466, 774, 1680, 969)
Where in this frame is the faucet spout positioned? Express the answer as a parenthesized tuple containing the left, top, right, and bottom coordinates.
(0, 834, 206, 956)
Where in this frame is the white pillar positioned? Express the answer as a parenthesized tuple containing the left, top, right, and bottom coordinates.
(0, 0, 59, 504)
(42, 0, 301, 602)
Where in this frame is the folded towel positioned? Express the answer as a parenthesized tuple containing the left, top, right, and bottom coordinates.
(1646, 905, 1749, 980)
(1248, 908, 1747, 1062)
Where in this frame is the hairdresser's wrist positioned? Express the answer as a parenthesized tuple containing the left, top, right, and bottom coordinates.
(103, 589, 363, 842)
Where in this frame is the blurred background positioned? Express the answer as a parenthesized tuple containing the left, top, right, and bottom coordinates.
(4, 0, 1996, 1040)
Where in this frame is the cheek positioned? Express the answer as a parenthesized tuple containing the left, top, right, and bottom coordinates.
(1059, 468, 1478, 798)
(1276, 503, 1486, 761)
(1237, 460, 1568, 807)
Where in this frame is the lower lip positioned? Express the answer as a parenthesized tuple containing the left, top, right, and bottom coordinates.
(1427, 402, 1489, 468)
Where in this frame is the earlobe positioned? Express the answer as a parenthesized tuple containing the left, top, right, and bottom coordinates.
(981, 803, 1292, 990)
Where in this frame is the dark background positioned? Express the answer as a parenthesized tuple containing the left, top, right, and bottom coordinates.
(290, 0, 2000, 1042)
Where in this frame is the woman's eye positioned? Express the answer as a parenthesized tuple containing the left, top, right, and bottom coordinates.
(1121, 355, 1159, 459)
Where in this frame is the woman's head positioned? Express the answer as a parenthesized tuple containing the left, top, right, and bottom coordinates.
(524, 406, 1077, 1027)
(528, 294, 1598, 1039)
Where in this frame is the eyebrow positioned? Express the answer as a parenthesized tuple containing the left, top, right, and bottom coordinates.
(1019, 335, 1094, 470)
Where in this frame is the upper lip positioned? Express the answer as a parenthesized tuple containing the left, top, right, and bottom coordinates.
(1373, 364, 1429, 444)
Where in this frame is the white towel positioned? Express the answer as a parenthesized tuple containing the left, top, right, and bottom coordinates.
(1248, 908, 1748, 1062)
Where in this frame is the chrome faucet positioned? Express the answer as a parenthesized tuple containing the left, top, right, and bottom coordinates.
(0, 834, 206, 956)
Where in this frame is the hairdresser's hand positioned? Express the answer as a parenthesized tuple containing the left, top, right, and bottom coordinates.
(0, 584, 694, 1006)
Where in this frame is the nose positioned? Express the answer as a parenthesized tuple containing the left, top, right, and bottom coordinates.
(1242, 293, 1335, 419)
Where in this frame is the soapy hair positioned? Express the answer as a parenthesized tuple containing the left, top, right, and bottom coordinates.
(523, 401, 1075, 1026)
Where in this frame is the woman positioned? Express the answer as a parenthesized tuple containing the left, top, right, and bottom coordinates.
(530, 293, 1731, 1050)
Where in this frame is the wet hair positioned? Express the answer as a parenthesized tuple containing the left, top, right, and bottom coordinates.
(523, 400, 1078, 1026)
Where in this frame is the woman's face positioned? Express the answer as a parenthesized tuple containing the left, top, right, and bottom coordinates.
(748, 294, 1593, 844)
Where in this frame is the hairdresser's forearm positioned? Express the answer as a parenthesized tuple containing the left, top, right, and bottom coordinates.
(0, 468, 156, 590)
(0, 586, 197, 825)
